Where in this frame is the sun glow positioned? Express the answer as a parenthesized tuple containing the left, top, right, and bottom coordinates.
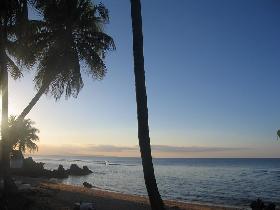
(8, 104, 17, 116)
(0, 100, 20, 117)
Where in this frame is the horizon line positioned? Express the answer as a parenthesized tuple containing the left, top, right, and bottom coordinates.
(27, 154, 280, 159)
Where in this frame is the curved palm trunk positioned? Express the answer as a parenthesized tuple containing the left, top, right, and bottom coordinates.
(130, 0, 165, 209)
(18, 82, 49, 120)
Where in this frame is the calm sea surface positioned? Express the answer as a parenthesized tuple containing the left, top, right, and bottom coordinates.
(32, 156, 280, 208)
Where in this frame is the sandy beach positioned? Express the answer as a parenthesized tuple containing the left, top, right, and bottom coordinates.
(12, 176, 246, 210)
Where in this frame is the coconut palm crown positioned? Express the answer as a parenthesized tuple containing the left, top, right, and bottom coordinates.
(0, 0, 36, 83)
(18, 0, 115, 120)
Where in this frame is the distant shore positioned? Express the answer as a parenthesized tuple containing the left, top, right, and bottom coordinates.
(14, 176, 246, 210)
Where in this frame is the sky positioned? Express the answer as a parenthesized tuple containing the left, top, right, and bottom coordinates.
(5, 0, 280, 157)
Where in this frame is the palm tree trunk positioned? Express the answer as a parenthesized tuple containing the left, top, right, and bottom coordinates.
(130, 0, 165, 209)
(18, 82, 49, 120)
(1, 60, 10, 192)
(0, 15, 11, 193)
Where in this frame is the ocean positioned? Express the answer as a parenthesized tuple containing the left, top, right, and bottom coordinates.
(32, 156, 280, 208)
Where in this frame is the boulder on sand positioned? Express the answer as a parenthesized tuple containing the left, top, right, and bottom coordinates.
(83, 182, 93, 188)
(74, 202, 95, 210)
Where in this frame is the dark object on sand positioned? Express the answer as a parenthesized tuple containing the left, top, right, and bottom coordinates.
(265, 203, 276, 210)
(0, 193, 34, 210)
(68, 164, 92, 176)
(74, 202, 95, 210)
(250, 199, 276, 210)
(251, 199, 265, 210)
(169, 206, 180, 210)
(83, 182, 93, 188)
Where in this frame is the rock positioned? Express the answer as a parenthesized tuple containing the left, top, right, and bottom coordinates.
(23, 157, 45, 171)
(265, 203, 276, 210)
(49, 178, 59, 183)
(53, 165, 68, 178)
(250, 199, 276, 210)
(69, 164, 81, 175)
(83, 182, 93, 188)
(4, 177, 18, 194)
(17, 183, 32, 191)
(251, 198, 265, 210)
(74, 202, 95, 210)
(10, 158, 92, 178)
(169, 206, 180, 210)
(82, 166, 93, 175)
(68, 164, 92, 176)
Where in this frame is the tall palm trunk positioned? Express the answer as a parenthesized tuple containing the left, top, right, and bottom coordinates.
(1, 60, 9, 191)
(130, 0, 165, 209)
(0, 16, 11, 192)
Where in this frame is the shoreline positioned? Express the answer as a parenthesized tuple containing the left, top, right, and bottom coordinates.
(15, 176, 246, 210)
(73, 185, 245, 210)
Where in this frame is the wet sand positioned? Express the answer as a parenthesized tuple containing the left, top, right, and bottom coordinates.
(15, 176, 245, 210)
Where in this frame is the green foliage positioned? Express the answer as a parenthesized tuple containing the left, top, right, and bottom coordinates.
(29, 0, 115, 100)
(8, 115, 39, 153)
(277, 130, 280, 139)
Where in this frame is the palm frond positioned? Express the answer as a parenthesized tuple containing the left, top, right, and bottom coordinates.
(8, 115, 40, 153)
(29, 0, 115, 100)
(6, 55, 23, 79)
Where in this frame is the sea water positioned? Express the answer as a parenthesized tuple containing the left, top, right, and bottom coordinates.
(32, 156, 280, 208)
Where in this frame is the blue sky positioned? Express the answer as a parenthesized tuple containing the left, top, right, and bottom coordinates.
(7, 0, 280, 157)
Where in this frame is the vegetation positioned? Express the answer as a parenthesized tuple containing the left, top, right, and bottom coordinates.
(0, 1, 164, 210)
(130, 0, 165, 209)
(18, 0, 115, 120)
(8, 115, 39, 153)
(1, 0, 115, 194)
(0, 0, 38, 192)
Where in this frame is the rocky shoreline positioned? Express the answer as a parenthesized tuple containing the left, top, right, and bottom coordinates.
(10, 157, 92, 179)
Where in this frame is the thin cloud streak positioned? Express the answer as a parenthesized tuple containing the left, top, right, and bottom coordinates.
(34, 143, 249, 157)
(86, 145, 137, 152)
(151, 145, 249, 153)
(85, 144, 248, 153)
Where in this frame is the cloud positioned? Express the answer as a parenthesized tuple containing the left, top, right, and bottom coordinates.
(86, 144, 248, 153)
(86, 145, 137, 152)
(34, 143, 248, 156)
(151, 145, 249, 153)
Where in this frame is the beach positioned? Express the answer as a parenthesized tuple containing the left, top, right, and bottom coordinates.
(33, 156, 280, 207)
(14, 176, 243, 210)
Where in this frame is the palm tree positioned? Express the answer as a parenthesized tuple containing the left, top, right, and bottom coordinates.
(17, 0, 115, 121)
(8, 115, 39, 153)
(0, 0, 38, 192)
(130, 0, 165, 209)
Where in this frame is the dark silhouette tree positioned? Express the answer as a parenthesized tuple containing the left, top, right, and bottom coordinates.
(130, 0, 165, 209)
(0, 0, 38, 192)
(8, 115, 39, 153)
(1, 0, 114, 193)
(17, 0, 115, 121)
